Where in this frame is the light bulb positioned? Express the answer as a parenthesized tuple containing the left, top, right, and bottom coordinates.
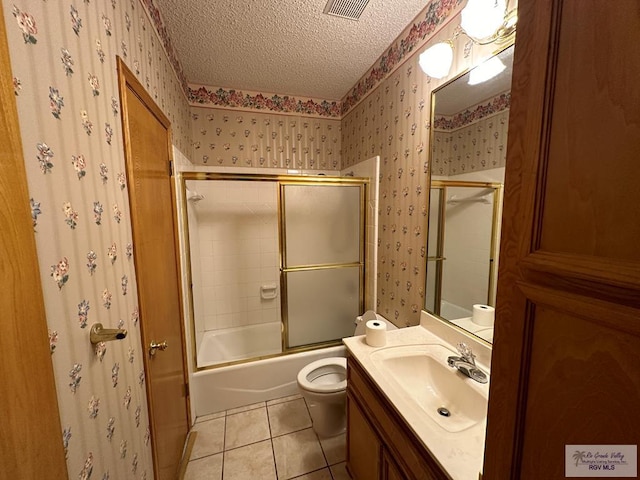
(418, 42, 453, 79)
(461, 0, 507, 41)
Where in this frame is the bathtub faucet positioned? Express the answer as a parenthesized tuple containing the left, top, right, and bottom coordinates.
(90, 323, 127, 344)
(447, 343, 488, 384)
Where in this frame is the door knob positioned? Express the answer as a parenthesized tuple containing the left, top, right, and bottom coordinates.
(149, 340, 168, 356)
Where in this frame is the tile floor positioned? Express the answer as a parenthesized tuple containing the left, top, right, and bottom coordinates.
(185, 394, 350, 480)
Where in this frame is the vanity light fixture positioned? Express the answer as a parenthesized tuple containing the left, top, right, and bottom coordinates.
(419, 41, 454, 79)
(418, 0, 516, 79)
(468, 56, 506, 85)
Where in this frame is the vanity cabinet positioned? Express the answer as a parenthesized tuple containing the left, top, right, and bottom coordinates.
(345, 354, 450, 480)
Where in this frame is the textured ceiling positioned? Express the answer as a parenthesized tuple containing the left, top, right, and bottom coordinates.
(154, 0, 430, 101)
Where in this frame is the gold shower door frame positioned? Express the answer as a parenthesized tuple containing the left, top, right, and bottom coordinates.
(179, 172, 367, 372)
(427, 180, 503, 317)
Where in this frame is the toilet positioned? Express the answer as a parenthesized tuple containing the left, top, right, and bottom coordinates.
(297, 311, 396, 437)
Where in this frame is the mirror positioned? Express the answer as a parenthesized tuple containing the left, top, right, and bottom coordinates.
(425, 45, 515, 343)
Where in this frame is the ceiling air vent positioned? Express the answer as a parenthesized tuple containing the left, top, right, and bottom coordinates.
(323, 0, 370, 20)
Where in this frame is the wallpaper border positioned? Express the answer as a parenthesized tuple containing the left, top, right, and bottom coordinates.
(434, 92, 511, 130)
(187, 85, 342, 118)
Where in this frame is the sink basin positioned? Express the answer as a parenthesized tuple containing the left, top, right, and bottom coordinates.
(369, 344, 489, 433)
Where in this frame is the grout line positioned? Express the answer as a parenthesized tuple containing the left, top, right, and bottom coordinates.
(289, 466, 331, 480)
(270, 425, 314, 440)
(265, 405, 280, 480)
(220, 415, 226, 479)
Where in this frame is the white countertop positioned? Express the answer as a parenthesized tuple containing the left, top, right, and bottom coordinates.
(343, 315, 490, 480)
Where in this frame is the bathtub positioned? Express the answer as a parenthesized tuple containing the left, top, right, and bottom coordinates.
(192, 343, 347, 416)
(197, 322, 283, 367)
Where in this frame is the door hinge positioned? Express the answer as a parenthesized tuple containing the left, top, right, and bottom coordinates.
(169, 160, 174, 176)
(184, 382, 190, 398)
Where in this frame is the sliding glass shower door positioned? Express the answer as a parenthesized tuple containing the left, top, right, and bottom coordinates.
(281, 183, 364, 349)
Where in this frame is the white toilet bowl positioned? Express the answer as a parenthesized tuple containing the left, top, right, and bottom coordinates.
(296, 357, 347, 438)
(296, 311, 396, 437)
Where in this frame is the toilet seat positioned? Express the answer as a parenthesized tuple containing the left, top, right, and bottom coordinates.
(297, 357, 347, 394)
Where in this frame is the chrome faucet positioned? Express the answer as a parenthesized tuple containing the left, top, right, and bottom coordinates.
(447, 343, 488, 384)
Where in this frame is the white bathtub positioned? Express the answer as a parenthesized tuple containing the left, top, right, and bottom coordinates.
(197, 322, 282, 367)
(192, 343, 346, 415)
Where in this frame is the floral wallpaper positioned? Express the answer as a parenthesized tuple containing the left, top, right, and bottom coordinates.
(190, 107, 341, 169)
(432, 93, 510, 176)
(4, 0, 191, 478)
(341, 4, 512, 325)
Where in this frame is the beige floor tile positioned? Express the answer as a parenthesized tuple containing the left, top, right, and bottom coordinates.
(225, 407, 270, 450)
(184, 453, 223, 480)
(267, 398, 312, 437)
(191, 417, 225, 460)
(226, 401, 265, 415)
(272, 428, 327, 480)
(266, 393, 302, 406)
(329, 462, 350, 480)
(290, 468, 332, 480)
(223, 439, 276, 480)
(196, 411, 225, 423)
(319, 433, 346, 466)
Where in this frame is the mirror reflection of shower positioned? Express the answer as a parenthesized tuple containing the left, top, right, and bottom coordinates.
(183, 175, 365, 369)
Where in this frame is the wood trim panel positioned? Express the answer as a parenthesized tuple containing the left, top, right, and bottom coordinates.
(520, 249, 640, 294)
(117, 57, 171, 129)
(483, 1, 558, 476)
(0, 7, 68, 478)
(517, 281, 640, 337)
(485, 0, 640, 478)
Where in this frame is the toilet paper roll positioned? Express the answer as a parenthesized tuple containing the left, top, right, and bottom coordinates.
(472, 304, 495, 326)
(365, 319, 387, 347)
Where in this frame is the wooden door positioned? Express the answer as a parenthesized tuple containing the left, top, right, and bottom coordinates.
(117, 58, 190, 480)
(0, 8, 68, 479)
(484, 0, 640, 478)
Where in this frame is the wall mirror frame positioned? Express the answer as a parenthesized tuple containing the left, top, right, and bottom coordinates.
(425, 42, 515, 344)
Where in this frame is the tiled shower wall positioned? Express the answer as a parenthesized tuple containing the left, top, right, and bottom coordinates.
(189, 181, 281, 336)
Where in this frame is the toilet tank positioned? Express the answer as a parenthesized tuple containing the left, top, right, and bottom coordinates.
(353, 310, 398, 336)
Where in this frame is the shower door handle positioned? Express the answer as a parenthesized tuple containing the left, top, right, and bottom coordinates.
(149, 340, 168, 356)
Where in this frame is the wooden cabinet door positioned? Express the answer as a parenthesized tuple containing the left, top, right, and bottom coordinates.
(484, 0, 640, 479)
(347, 393, 381, 480)
(382, 449, 408, 480)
